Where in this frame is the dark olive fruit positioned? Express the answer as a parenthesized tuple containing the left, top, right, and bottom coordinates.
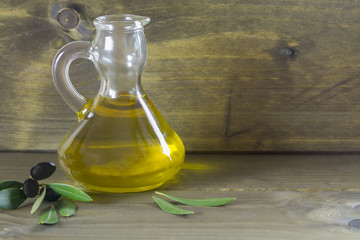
(41, 186, 61, 202)
(30, 162, 56, 180)
(22, 178, 39, 198)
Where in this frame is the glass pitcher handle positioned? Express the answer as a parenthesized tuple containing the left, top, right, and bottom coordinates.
(52, 41, 92, 113)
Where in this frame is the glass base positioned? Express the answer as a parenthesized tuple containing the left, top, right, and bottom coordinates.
(79, 182, 166, 193)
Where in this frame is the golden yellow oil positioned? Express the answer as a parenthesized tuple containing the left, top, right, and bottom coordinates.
(58, 94, 185, 193)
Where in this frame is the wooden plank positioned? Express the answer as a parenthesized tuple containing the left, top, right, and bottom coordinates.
(1, 152, 360, 191)
(1, 0, 360, 151)
(2, 191, 360, 240)
(1, 153, 360, 239)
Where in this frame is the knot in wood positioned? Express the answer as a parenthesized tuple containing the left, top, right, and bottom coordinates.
(348, 219, 360, 229)
(279, 48, 295, 57)
(57, 8, 79, 29)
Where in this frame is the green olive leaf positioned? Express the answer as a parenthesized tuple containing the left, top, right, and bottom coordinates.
(152, 195, 194, 215)
(31, 186, 46, 214)
(155, 191, 236, 207)
(0, 180, 22, 191)
(37, 206, 59, 225)
(0, 188, 27, 210)
(47, 183, 93, 202)
(57, 197, 76, 217)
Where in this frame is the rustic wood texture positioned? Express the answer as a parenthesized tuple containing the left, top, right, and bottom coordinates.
(1, 0, 360, 151)
(1, 153, 360, 239)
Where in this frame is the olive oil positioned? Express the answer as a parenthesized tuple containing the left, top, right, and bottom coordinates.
(58, 94, 185, 193)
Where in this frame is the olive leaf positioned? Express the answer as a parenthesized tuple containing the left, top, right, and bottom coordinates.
(0, 188, 27, 210)
(57, 197, 76, 217)
(0, 180, 22, 191)
(152, 195, 194, 215)
(155, 191, 236, 207)
(37, 206, 59, 225)
(47, 183, 93, 202)
(30, 186, 46, 214)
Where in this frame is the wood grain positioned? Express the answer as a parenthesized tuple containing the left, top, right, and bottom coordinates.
(1, 153, 360, 239)
(1, 0, 360, 151)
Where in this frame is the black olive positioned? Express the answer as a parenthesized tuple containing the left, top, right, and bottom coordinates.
(42, 186, 61, 202)
(22, 178, 39, 198)
(30, 162, 56, 180)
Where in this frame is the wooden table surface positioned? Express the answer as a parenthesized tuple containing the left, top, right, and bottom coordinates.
(1, 152, 360, 239)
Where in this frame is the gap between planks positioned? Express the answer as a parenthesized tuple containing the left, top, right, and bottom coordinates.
(161, 187, 360, 193)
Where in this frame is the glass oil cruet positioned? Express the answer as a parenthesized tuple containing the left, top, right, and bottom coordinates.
(52, 14, 185, 193)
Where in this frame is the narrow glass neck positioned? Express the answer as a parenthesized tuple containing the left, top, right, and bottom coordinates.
(91, 23, 148, 98)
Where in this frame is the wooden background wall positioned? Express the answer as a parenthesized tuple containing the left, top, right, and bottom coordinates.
(1, 0, 360, 152)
